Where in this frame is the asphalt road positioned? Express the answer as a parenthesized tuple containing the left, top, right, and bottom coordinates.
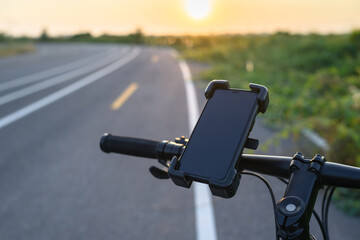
(0, 43, 359, 240)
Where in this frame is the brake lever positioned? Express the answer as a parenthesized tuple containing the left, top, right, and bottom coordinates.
(149, 166, 170, 179)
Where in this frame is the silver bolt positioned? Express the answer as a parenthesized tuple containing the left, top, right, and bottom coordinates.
(286, 203, 296, 212)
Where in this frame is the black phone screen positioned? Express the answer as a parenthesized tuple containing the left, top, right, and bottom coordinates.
(178, 89, 258, 181)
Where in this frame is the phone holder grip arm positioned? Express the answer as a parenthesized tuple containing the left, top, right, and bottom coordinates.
(249, 83, 269, 113)
(204, 80, 269, 114)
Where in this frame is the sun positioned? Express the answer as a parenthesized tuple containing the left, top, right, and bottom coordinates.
(185, 0, 212, 20)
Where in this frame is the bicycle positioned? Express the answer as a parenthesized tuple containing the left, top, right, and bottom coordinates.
(99, 80, 360, 240)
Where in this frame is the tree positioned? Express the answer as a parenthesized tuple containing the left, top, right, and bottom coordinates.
(128, 27, 144, 44)
(39, 28, 50, 42)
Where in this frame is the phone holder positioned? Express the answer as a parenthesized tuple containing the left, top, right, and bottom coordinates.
(168, 80, 269, 198)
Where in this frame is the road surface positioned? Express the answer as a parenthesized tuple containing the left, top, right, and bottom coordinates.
(0, 43, 359, 240)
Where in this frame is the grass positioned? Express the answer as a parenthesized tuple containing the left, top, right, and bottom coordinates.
(173, 31, 360, 215)
(177, 32, 360, 167)
(0, 42, 35, 58)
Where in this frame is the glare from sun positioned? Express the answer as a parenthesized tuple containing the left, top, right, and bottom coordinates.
(185, 0, 212, 20)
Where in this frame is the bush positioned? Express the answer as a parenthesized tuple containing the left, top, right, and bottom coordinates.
(334, 189, 360, 216)
(177, 32, 360, 215)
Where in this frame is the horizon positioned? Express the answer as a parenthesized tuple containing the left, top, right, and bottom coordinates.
(2, 29, 360, 39)
(1, 0, 360, 37)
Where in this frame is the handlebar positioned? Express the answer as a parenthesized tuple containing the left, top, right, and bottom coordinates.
(100, 133, 160, 158)
(100, 133, 184, 162)
(100, 133, 360, 189)
(241, 154, 360, 189)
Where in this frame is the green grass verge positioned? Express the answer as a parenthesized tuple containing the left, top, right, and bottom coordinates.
(0, 43, 35, 58)
(176, 31, 360, 216)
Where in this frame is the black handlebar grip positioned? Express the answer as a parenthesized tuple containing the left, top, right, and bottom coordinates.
(100, 133, 160, 159)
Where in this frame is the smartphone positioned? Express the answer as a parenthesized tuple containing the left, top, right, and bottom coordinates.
(168, 81, 268, 198)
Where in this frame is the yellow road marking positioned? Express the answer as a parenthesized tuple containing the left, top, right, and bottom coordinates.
(111, 82, 138, 110)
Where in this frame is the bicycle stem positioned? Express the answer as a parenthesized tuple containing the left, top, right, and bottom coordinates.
(275, 152, 325, 240)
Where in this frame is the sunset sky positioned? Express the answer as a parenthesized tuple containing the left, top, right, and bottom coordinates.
(1, 0, 360, 36)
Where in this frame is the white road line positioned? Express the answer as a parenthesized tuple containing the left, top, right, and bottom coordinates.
(178, 59, 218, 240)
(301, 128, 329, 151)
(0, 48, 141, 130)
(0, 48, 119, 92)
(0, 48, 129, 106)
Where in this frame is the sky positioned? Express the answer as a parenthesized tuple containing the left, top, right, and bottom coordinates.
(1, 0, 360, 37)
